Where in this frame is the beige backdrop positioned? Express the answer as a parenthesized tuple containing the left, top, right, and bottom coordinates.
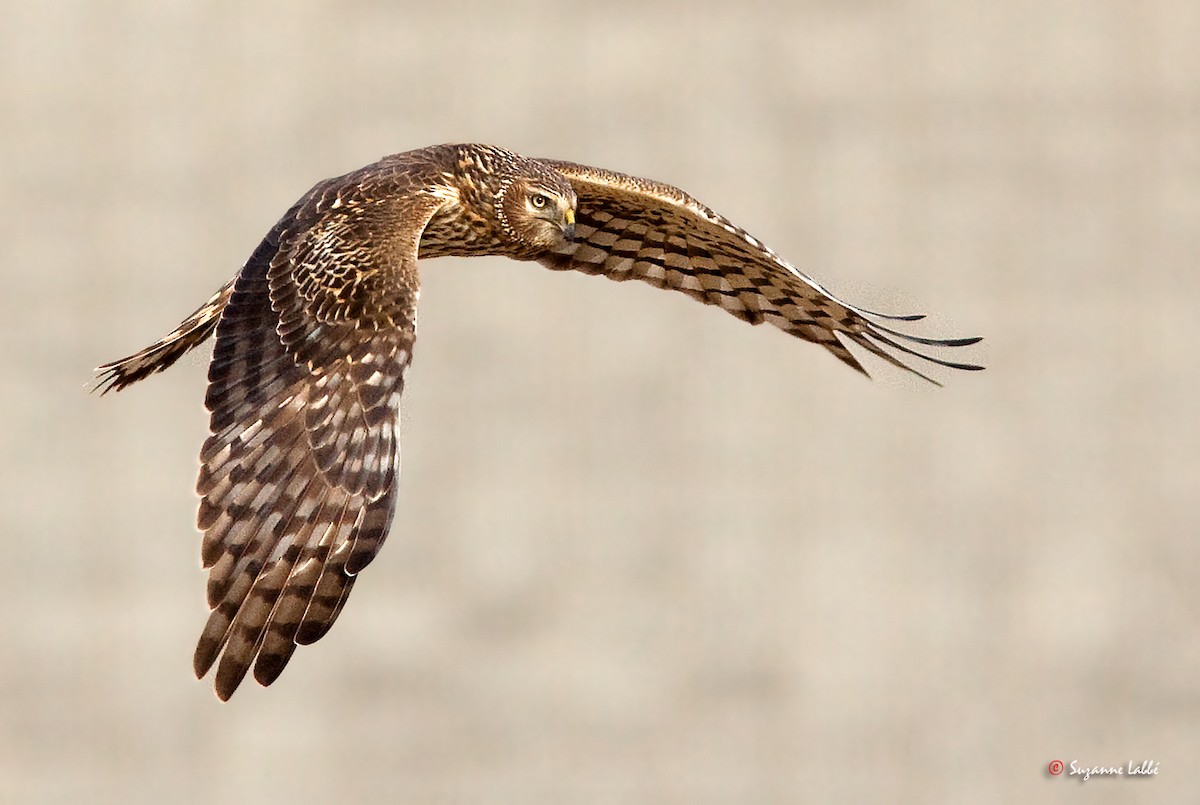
(2, 1, 1197, 803)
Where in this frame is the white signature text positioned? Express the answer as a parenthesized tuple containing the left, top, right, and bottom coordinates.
(1068, 760, 1159, 782)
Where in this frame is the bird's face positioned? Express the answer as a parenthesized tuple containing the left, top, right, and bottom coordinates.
(500, 177, 577, 252)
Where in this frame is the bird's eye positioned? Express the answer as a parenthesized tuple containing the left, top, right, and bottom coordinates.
(530, 193, 551, 210)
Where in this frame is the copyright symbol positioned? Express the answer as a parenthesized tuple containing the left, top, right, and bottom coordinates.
(1048, 760, 1064, 776)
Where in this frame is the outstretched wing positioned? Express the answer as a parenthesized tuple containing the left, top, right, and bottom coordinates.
(194, 172, 446, 699)
(93, 280, 235, 394)
(537, 160, 982, 383)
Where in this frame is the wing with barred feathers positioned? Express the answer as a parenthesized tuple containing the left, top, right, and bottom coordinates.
(536, 160, 982, 383)
(191, 170, 446, 700)
(93, 280, 235, 394)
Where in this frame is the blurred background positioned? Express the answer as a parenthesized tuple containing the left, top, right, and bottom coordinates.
(2, 1, 1197, 802)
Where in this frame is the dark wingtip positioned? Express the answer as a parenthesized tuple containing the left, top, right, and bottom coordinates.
(90, 358, 155, 395)
(194, 638, 219, 680)
(213, 657, 250, 702)
(898, 333, 983, 348)
(855, 308, 926, 322)
(865, 330, 987, 373)
(861, 319, 985, 349)
(90, 367, 120, 396)
(252, 651, 293, 687)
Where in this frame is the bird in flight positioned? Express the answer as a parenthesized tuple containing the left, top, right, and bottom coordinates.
(95, 143, 982, 700)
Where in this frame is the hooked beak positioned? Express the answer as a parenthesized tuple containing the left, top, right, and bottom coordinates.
(561, 207, 576, 242)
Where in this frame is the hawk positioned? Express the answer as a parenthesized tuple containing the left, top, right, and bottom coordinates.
(96, 143, 982, 700)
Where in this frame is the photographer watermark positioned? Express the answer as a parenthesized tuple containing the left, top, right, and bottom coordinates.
(1047, 759, 1159, 781)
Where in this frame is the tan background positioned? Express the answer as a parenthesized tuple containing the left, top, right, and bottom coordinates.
(2, 1, 1197, 803)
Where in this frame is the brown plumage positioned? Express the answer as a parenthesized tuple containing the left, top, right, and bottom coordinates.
(95, 143, 982, 700)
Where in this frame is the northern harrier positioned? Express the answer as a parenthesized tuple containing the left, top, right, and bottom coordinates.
(96, 143, 982, 699)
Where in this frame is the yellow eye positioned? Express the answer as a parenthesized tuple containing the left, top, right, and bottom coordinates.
(530, 193, 551, 210)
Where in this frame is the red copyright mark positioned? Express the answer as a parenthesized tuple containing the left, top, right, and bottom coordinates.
(1048, 760, 1064, 776)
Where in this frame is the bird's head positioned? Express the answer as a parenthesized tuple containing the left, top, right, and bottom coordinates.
(493, 164, 577, 254)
